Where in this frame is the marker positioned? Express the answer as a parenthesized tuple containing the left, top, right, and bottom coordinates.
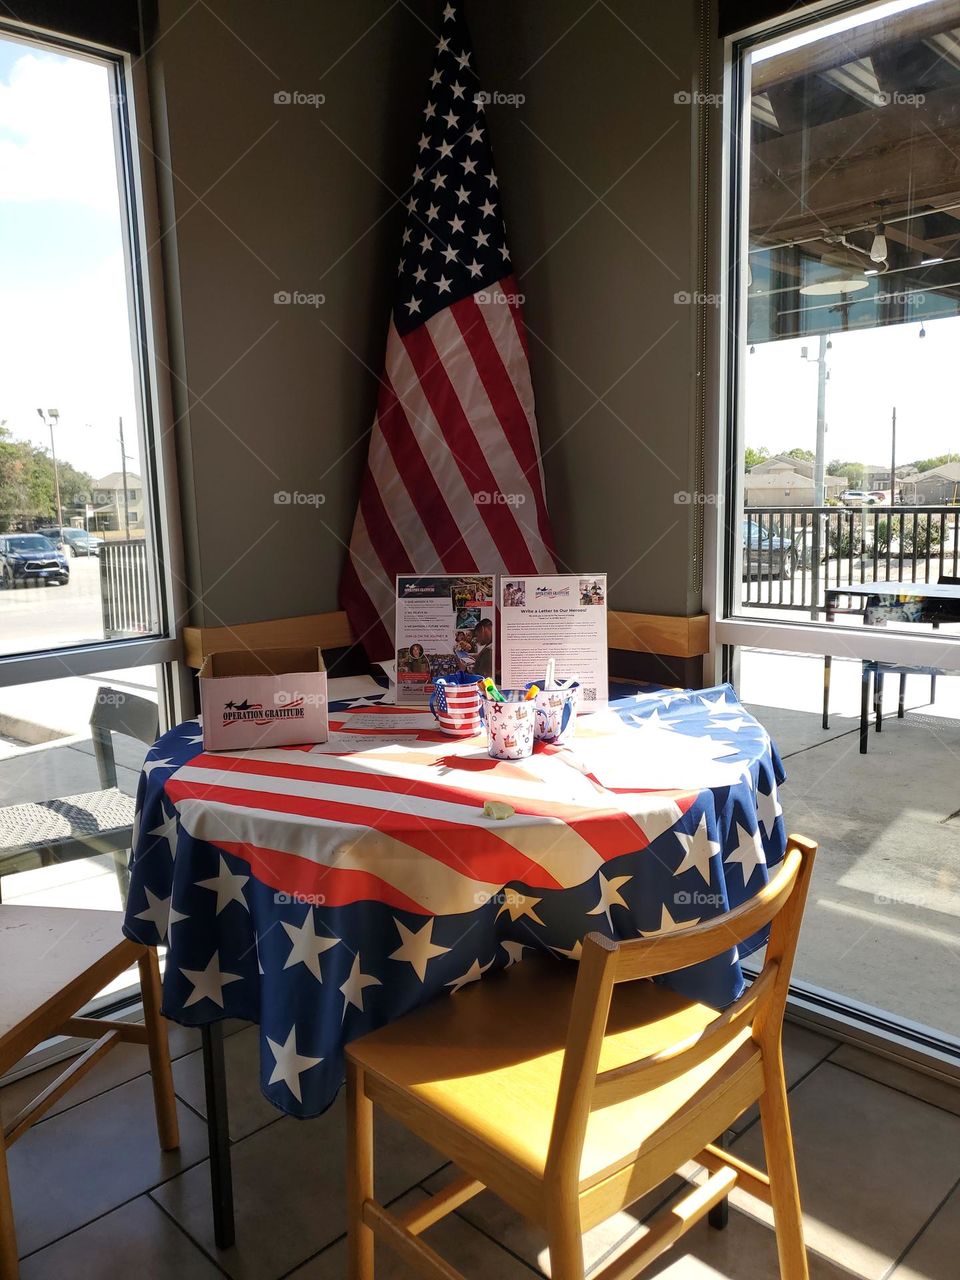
(544, 658, 556, 690)
(482, 677, 505, 703)
(524, 684, 540, 701)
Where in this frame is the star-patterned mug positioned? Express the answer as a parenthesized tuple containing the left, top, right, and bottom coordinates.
(484, 697, 535, 760)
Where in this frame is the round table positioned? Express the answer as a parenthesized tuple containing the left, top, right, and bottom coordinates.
(123, 680, 786, 1120)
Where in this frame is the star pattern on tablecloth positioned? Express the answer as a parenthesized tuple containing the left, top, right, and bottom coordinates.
(180, 950, 242, 1008)
(673, 813, 722, 885)
(267, 1025, 322, 1104)
(282, 909, 340, 982)
(195, 854, 249, 915)
(389, 917, 449, 981)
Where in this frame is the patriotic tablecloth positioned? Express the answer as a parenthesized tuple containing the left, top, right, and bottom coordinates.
(123, 679, 787, 1119)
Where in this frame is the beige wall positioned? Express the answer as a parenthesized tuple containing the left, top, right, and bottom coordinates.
(148, 0, 705, 627)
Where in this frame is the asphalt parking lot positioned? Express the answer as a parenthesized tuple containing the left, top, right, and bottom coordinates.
(0, 554, 107, 656)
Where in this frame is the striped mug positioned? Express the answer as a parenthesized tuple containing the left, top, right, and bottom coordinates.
(429, 673, 485, 736)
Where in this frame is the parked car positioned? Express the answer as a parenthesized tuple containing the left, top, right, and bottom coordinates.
(840, 489, 882, 507)
(36, 526, 102, 556)
(0, 534, 70, 587)
(743, 518, 796, 579)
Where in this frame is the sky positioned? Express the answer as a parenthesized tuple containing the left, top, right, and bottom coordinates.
(744, 317, 960, 467)
(0, 37, 140, 482)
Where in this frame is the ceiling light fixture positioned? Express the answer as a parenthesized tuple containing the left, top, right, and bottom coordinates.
(870, 221, 888, 263)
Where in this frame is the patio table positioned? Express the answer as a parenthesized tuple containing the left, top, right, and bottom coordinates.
(122, 677, 786, 1245)
(822, 580, 960, 751)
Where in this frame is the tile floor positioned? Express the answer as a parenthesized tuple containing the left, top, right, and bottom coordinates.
(3, 1019, 959, 1279)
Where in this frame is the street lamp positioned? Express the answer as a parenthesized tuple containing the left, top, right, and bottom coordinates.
(36, 408, 63, 529)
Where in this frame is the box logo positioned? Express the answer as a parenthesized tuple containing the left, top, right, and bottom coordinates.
(222, 695, 305, 727)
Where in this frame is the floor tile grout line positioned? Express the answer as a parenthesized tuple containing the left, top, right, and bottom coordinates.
(825, 1054, 960, 1123)
(146, 1193, 236, 1279)
(731, 1046, 838, 1142)
(273, 1161, 454, 1279)
(879, 1167, 960, 1280)
(16, 1154, 209, 1265)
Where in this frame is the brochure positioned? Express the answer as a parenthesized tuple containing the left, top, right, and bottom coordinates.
(499, 574, 608, 711)
(394, 574, 496, 705)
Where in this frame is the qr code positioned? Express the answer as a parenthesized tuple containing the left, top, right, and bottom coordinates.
(582, 686, 597, 700)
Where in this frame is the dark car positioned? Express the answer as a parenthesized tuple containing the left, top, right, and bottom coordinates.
(0, 534, 70, 587)
(742, 518, 796, 580)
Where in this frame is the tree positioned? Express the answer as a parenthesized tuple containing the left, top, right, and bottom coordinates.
(912, 452, 960, 473)
(0, 425, 94, 531)
(744, 445, 769, 469)
(785, 447, 815, 461)
(826, 459, 864, 487)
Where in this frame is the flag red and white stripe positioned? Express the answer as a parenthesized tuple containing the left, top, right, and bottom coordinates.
(339, 5, 556, 659)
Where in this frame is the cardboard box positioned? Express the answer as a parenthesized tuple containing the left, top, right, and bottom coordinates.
(199, 647, 328, 751)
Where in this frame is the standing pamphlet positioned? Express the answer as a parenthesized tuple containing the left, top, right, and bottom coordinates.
(395, 575, 496, 705)
(500, 574, 608, 710)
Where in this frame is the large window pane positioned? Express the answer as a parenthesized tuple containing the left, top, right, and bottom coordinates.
(737, 2, 960, 635)
(0, 35, 161, 655)
(0, 666, 160, 914)
(737, 645, 960, 1043)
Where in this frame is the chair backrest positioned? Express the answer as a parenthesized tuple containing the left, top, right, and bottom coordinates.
(89, 687, 160, 789)
(545, 834, 817, 1184)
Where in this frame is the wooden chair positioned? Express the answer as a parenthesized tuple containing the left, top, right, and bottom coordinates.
(346, 834, 817, 1280)
(0, 905, 179, 1279)
(0, 687, 158, 905)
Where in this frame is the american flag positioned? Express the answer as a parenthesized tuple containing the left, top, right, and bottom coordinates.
(339, 3, 557, 660)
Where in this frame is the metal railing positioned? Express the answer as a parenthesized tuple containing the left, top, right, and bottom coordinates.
(100, 539, 151, 637)
(742, 505, 960, 615)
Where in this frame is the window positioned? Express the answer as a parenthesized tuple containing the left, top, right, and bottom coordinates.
(719, 0, 960, 1055)
(0, 25, 182, 935)
(0, 33, 169, 657)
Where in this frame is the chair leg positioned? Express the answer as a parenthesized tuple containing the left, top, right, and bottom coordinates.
(547, 1201, 585, 1280)
(898, 673, 907, 719)
(759, 1053, 809, 1280)
(860, 665, 871, 754)
(137, 950, 179, 1151)
(347, 1063, 375, 1280)
(821, 655, 831, 730)
(0, 1135, 18, 1280)
(875, 670, 884, 733)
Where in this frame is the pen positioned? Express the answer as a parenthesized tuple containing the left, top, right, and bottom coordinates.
(524, 685, 540, 701)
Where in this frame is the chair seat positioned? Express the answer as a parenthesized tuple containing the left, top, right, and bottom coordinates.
(0, 788, 135, 854)
(348, 956, 760, 1196)
(0, 905, 139, 1072)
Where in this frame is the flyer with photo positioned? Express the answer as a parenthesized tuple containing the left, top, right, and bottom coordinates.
(499, 574, 608, 711)
(394, 575, 496, 705)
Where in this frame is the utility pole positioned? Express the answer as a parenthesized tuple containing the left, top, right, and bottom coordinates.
(37, 408, 63, 528)
(889, 406, 897, 503)
(813, 333, 828, 507)
(119, 416, 131, 539)
(801, 335, 829, 617)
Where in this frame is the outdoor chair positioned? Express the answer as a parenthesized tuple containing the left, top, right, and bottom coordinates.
(0, 904, 179, 1280)
(346, 835, 818, 1280)
(0, 687, 158, 904)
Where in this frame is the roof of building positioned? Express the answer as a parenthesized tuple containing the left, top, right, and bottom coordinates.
(745, 469, 844, 489)
(94, 472, 142, 490)
(918, 462, 960, 481)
